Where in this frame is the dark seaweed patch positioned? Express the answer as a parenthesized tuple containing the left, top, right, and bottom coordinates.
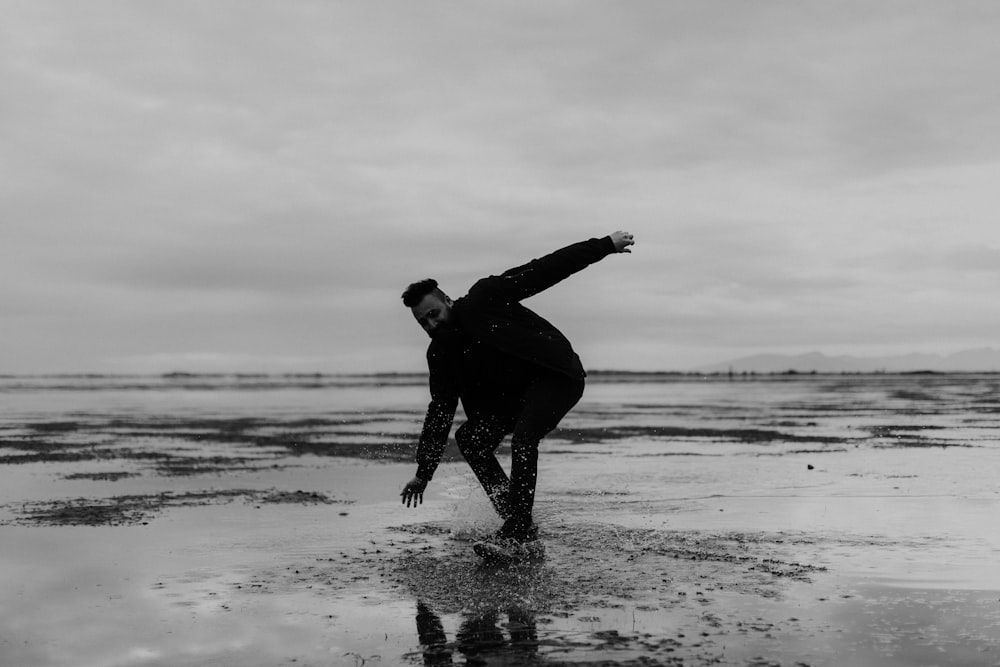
(872, 440, 973, 449)
(869, 424, 944, 437)
(3, 488, 351, 526)
(28, 421, 85, 433)
(0, 415, 431, 472)
(62, 472, 137, 482)
(867, 424, 971, 448)
(890, 390, 942, 401)
(552, 425, 846, 445)
(257, 490, 341, 505)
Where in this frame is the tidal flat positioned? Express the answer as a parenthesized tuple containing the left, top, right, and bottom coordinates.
(1, 373, 999, 666)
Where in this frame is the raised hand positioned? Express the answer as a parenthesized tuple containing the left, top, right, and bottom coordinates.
(610, 231, 635, 253)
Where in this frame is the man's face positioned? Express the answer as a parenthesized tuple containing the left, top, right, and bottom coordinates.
(411, 292, 453, 339)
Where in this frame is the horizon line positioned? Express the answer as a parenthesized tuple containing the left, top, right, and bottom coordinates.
(3, 368, 999, 379)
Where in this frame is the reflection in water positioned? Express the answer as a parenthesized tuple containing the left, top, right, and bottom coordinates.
(416, 601, 538, 666)
(416, 602, 452, 665)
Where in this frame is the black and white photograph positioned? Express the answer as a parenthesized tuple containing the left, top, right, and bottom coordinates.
(3, 2, 1000, 665)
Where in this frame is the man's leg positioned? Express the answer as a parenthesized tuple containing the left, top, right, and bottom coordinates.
(503, 372, 585, 539)
(455, 417, 514, 519)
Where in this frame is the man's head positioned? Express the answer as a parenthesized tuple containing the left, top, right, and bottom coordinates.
(402, 279, 454, 338)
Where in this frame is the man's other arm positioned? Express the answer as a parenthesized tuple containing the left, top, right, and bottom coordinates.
(471, 231, 634, 304)
(401, 346, 459, 507)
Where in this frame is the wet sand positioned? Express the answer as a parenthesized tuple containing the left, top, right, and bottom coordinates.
(2, 374, 1000, 666)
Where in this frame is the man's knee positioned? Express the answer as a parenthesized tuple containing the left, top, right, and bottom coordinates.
(455, 421, 502, 456)
(454, 423, 476, 456)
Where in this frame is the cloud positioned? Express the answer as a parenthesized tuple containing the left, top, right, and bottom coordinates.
(2, 1, 999, 373)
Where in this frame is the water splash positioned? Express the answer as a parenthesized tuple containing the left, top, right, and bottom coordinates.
(438, 471, 503, 541)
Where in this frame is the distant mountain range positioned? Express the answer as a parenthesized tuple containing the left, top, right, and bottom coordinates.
(696, 348, 1000, 373)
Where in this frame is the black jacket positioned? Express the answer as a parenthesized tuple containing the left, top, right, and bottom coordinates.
(414, 236, 617, 480)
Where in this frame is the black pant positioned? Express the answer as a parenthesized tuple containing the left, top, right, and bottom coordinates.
(455, 371, 584, 534)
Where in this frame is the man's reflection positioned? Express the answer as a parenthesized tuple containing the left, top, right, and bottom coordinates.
(415, 601, 539, 665)
(415, 602, 452, 665)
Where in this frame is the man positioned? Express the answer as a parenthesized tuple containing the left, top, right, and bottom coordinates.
(400, 231, 635, 560)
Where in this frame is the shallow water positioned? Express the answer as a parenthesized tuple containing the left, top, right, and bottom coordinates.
(2, 373, 999, 665)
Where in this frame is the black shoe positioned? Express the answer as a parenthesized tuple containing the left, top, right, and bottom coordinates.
(485, 526, 537, 545)
(473, 534, 545, 562)
(496, 519, 539, 544)
(484, 524, 538, 544)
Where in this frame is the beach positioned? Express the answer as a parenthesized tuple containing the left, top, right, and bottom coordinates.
(2, 373, 999, 666)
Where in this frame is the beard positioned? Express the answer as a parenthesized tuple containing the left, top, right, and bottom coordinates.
(430, 323, 459, 341)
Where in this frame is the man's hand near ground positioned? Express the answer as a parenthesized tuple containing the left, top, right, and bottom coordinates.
(400, 476, 427, 507)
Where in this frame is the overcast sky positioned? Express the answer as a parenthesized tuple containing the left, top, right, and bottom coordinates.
(3, 1, 999, 375)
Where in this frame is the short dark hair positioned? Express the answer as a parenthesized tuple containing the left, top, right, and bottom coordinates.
(401, 278, 441, 307)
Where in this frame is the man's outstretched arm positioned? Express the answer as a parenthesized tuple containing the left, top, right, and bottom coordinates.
(471, 231, 635, 304)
